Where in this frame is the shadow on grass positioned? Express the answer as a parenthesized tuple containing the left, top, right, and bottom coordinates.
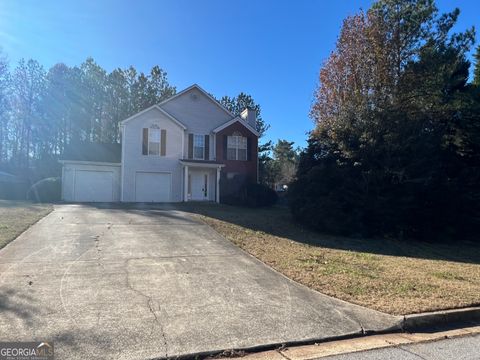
(0, 200, 49, 210)
(59, 201, 480, 265)
(174, 202, 480, 265)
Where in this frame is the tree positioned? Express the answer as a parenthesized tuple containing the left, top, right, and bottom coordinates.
(474, 45, 480, 86)
(79, 58, 107, 142)
(148, 65, 176, 104)
(273, 140, 297, 162)
(0, 52, 10, 163)
(104, 68, 129, 143)
(0, 55, 176, 181)
(10, 59, 46, 168)
(272, 140, 299, 186)
(289, 0, 478, 240)
(258, 141, 279, 187)
(42, 63, 71, 155)
(219, 93, 269, 138)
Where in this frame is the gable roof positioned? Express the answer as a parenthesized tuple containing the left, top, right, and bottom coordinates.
(212, 116, 259, 136)
(119, 105, 187, 129)
(61, 142, 122, 163)
(159, 84, 235, 118)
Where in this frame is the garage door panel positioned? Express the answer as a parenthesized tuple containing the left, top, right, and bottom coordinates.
(135, 172, 171, 202)
(74, 170, 113, 202)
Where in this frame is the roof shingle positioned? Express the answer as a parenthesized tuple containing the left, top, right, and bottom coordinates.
(61, 142, 121, 163)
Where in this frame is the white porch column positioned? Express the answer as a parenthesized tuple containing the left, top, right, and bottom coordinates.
(216, 166, 221, 203)
(184, 165, 189, 202)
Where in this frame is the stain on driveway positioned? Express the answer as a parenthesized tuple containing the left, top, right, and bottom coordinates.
(0, 205, 402, 359)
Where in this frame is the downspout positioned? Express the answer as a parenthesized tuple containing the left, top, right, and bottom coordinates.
(120, 124, 125, 202)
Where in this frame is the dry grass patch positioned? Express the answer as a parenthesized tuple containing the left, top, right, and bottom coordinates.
(0, 200, 53, 249)
(178, 203, 480, 315)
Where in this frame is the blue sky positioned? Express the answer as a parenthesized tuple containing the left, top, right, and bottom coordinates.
(0, 0, 478, 148)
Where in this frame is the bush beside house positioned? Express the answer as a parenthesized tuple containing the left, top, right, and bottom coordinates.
(220, 175, 277, 207)
(27, 177, 62, 203)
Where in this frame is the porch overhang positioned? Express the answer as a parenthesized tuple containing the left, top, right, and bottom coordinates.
(180, 159, 225, 169)
(180, 160, 224, 203)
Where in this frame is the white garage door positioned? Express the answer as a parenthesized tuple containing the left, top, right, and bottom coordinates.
(74, 170, 113, 202)
(135, 172, 171, 202)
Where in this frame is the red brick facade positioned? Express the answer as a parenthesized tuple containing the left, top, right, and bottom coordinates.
(215, 121, 258, 183)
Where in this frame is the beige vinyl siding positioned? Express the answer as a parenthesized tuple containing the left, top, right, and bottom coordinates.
(122, 107, 184, 202)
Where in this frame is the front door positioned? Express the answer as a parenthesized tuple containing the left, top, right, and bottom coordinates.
(191, 172, 209, 201)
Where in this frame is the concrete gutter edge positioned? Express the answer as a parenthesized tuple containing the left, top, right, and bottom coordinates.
(150, 324, 406, 360)
(160, 308, 480, 360)
(402, 306, 480, 332)
(223, 325, 480, 360)
(149, 331, 367, 360)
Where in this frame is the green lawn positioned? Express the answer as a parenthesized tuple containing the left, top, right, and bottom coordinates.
(0, 200, 53, 249)
(178, 203, 480, 315)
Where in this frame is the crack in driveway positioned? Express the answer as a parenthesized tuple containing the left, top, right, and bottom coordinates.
(123, 258, 169, 359)
(0, 205, 401, 360)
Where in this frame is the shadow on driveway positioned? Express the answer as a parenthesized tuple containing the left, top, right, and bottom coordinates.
(64, 201, 480, 265)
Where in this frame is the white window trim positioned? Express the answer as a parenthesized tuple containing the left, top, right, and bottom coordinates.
(193, 134, 205, 160)
(145, 127, 163, 156)
(147, 128, 161, 156)
(227, 135, 247, 161)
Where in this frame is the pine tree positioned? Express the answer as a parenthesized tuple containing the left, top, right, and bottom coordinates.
(218, 93, 269, 138)
(0, 53, 9, 163)
(474, 45, 480, 86)
(290, 0, 478, 240)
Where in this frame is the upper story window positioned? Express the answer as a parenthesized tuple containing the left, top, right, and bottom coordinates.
(148, 128, 161, 155)
(227, 134, 247, 161)
(188, 134, 209, 160)
(193, 134, 205, 159)
(142, 126, 166, 156)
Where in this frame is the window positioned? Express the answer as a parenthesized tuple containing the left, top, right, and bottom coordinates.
(227, 135, 247, 161)
(148, 128, 161, 155)
(237, 137, 247, 160)
(193, 135, 205, 159)
(143, 127, 166, 156)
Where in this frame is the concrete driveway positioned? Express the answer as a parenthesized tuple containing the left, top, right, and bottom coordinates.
(0, 205, 402, 359)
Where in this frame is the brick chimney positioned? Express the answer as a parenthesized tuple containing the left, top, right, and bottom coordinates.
(240, 107, 256, 130)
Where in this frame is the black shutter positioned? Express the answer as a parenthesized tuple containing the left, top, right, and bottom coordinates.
(188, 134, 193, 159)
(160, 129, 166, 156)
(247, 137, 252, 161)
(223, 135, 228, 160)
(142, 128, 148, 155)
(204, 135, 209, 160)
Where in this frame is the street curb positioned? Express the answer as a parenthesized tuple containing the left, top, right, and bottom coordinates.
(203, 308, 480, 360)
(155, 309, 480, 360)
(402, 306, 480, 332)
(164, 330, 380, 360)
(231, 325, 480, 360)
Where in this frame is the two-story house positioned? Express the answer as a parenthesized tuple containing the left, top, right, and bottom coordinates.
(60, 84, 259, 203)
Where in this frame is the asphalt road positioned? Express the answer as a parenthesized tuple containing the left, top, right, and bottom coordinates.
(320, 334, 480, 360)
(0, 204, 401, 359)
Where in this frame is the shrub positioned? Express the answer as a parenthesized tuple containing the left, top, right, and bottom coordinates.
(220, 175, 277, 207)
(244, 183, 278, 207)
(288, 162, 365, 236)
(27, 177, 61, 203)
(220, 175, 247, 205)
(0, 181, 29, 200)
(288, 135, 480, 241)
